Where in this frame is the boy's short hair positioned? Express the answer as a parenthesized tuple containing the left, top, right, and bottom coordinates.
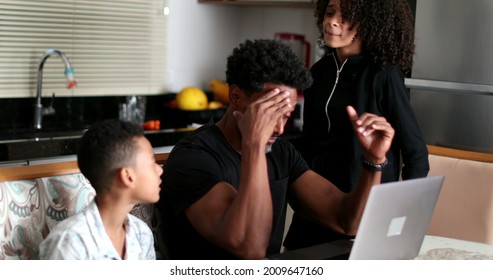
(226, 39, 313, 95)
(77, 119, 144, 194)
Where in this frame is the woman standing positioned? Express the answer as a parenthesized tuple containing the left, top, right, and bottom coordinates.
(284, 0, 429, 250)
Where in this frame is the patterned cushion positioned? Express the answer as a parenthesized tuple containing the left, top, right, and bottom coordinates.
(0, 173, 95, 260)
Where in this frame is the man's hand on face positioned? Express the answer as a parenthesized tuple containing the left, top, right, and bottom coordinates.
(233, 88, 292, 148)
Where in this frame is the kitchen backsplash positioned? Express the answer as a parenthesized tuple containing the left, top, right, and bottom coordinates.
(0, 94, 179, 132)
(0, 91, 302, 139)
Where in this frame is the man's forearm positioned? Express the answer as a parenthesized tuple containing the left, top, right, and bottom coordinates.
(341, 168, 382, 235)
(220, 143, 273, 259)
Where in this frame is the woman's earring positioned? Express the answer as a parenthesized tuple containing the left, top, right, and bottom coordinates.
(351, 33, 359, 43)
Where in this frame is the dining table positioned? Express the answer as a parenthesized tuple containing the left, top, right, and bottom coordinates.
(269, 234, 493, 260)
(417, 235, 493, 260)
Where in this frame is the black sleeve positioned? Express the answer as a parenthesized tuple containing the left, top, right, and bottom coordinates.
(275, 138, 310, 186)
(381, 67, 430, 179)
(162, 145, 224, 215)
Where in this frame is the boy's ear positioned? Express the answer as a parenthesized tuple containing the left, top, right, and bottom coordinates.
(118, 167, 135, 188)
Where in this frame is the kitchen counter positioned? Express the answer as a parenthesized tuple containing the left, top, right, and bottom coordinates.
(0, 121, 301, 166)
(0, 128, 194, 166)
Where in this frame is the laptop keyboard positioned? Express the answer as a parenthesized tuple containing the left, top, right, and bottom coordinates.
(267, 240, 354, 260)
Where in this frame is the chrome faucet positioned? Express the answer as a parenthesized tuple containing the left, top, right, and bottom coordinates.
(34, 49, 77, 130)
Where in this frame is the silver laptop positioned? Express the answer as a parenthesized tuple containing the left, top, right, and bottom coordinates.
(348, 175, 444, 259)
(269, 175, 444, 260)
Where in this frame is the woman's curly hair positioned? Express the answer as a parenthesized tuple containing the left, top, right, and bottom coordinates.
(314, 0, 416, 75)
(226, 39, 313, 95)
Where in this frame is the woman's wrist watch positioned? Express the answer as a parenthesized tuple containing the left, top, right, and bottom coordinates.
(361, 156, 388, 172)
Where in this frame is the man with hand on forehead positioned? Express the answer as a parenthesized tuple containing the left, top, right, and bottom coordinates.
(157, 39, 395, 260)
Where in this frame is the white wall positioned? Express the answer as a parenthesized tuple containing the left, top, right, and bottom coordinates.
(166, 0, 318, 93)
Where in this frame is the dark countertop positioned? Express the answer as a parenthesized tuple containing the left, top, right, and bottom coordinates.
(0, 94, 228, 165)
(0, 93, 305, 165)
(0, 128, 195, 165)
(0, 124, 301, 166)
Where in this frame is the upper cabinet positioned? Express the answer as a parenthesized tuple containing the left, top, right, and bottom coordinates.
(198, 0, 315, 8)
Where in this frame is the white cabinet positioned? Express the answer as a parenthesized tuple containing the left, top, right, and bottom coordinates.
(198, 0, 314, 8)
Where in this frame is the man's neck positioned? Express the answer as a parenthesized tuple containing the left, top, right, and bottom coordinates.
(216, 110, 242, 154)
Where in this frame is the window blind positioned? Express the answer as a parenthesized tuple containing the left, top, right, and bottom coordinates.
(0, 0, 169, 98)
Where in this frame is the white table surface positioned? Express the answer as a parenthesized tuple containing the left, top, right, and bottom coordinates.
(417, 235, 493, 259)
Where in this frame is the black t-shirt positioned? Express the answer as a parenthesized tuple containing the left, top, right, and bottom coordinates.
(156, 123, 309, 259)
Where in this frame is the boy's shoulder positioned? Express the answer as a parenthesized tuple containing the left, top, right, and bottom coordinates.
(127, 212, 153, 234)
(44, 203, 93, 239)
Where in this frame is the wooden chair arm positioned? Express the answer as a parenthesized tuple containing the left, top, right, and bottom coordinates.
(0, 152, 169, 182)
(427, 145, 493, 163)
